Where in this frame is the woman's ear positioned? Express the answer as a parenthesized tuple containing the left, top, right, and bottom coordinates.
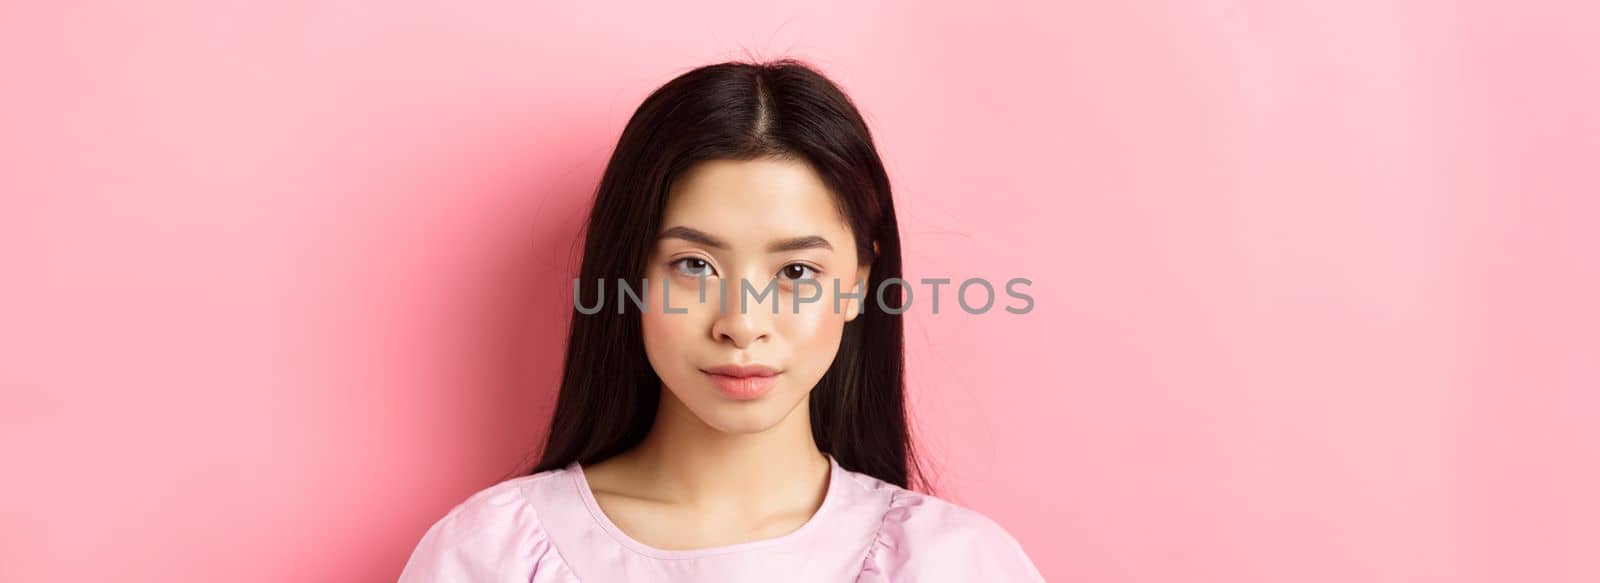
(845, 266, 871, 322)
(846, 241, 878, 322)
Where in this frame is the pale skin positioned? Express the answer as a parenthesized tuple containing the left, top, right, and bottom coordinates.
(580, 156, 874, 550)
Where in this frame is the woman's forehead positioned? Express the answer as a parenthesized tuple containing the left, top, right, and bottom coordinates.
(660, 158, 850, 245)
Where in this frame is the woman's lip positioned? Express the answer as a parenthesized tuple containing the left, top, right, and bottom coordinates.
(700, 363, 781, 377)
(704, 370, 780, 400)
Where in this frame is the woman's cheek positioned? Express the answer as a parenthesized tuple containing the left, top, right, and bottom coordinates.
(641, 271, 696, 376)
(780, 287, 847, 378)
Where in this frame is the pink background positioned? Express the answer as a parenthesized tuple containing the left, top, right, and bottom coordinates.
(3, 1, 1597, 581)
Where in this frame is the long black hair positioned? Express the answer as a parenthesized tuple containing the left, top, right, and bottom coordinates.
(525, 58, 926, 491)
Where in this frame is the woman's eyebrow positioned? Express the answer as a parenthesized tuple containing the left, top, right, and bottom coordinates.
(767, 235, 833, 253)
(658, 226, 726, 248)
(657, 226, 833, 253)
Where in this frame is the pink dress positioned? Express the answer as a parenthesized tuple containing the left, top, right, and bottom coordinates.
(397, 455, 1046, 582)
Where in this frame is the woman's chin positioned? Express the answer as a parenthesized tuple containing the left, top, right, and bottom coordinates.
(692, 396, 807, 435)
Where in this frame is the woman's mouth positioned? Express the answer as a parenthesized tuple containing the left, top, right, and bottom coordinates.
(700, 363, 781, 400)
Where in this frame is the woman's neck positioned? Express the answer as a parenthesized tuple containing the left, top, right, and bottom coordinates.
(616, 391, 830, 513)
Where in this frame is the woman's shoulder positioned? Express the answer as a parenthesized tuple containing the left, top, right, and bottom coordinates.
(416, 467, 569, 538)
(397, 468, 579, 582)
(837, 468, 1047, 582)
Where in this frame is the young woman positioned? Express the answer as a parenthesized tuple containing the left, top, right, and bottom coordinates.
(399, 59, 1044, 582)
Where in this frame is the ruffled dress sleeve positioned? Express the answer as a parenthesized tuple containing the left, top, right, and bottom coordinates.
(398, 476, 579, 582)
(856, 488, 1046, 582)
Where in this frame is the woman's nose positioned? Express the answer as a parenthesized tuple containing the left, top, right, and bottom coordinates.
(709, 277, 776, 347)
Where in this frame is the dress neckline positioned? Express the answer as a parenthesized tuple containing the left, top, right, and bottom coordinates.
(565, 454, 844, 559)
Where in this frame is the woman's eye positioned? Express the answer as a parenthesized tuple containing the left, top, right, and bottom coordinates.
(778, 263, 818, 281)
(671, 257, 716, 277)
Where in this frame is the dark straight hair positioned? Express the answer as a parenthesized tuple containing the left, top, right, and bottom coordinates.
(526, 59, 927, 491)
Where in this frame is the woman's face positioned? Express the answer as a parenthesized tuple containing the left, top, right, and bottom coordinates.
(641, 157, 870, 435)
